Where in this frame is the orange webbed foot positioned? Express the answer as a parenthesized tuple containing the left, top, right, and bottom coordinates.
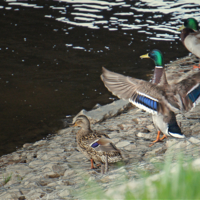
(149, 131, 167, 147)
(90, 159, 101, 169)
(192, 64, 200, 69)
(90, 158, 95, 169)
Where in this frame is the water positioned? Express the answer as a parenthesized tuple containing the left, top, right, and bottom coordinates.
(0, 0, 200, 156)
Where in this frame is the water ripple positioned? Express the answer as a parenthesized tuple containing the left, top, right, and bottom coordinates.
(3, 0, 200, 42)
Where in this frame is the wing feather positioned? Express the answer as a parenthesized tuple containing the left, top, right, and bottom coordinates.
(173, 72, 200, 111)
(101, 67, 167, 114)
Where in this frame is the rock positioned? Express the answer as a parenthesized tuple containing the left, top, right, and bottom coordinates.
(64, 169, 75, 177)
(38, 178, 53, 186)
(52, 148, 65, 154)
(4, 173, 22, 186)
(33, 140, 47, 146)
(150, 156, 164, 163)
(11, 152, 21, 160)
(6, 164, 31, 177)
(124, 144, 137, 151)
(190, 122, 200, 130)
(0, 192, 13, 199)
(137, 132, 152, 139)
(23, 143, 32, 148)
(52, 164, 66, 175)
(166, 139, 178, 148)
(72, 99, 130, 124)
(132, 118, 138, 124)
(25, 189, 45, 199)
(189, 137, 200, 144)
(116, 141, 130, 148)
(26, 152, 37, 161)
(29, 160, 46, 168)
(58, 188, 70, 198)
(146, 124, 155, 131)
(145, 146, 166, 157)
(110, 138, 120, 143)
(117, 123, 134, 131)
(24, 180, 40, 188)
(165, 139, 191, 156)
(42, 163, 63, 177)
(192, 158, 200, 170)
(108, 131, 119, 138)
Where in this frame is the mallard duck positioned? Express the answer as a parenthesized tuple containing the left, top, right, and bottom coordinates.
(140, 49, 182, 146)
(71, 115, 122, 172)
(101, 49, 200, 146)
(177, 18, 200, 68)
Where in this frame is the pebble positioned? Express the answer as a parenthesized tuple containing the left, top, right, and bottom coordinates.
(137, 132, 152, 139)
(116, 140, 131, 148)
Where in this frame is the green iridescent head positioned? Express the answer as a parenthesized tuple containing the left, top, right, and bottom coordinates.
(177, 18, 199, 31)
(140, 49, 164, 66)
(184, 18, 198, 30)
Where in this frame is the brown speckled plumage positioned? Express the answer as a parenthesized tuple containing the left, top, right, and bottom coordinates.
(72, 115, 122, 167)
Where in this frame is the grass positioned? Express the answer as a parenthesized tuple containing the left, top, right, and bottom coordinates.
(77, 156, 200, 200)
(3, 173, 12, 185)
(132, 163, 200, 199)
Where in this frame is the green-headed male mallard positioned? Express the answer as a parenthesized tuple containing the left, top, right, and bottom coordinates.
(177, 18, 200, 69)
(71, 115, 122, 172)
(101, 49, 200, 146)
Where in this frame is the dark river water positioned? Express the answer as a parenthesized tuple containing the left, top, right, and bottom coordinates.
(0, 0, 200, 156)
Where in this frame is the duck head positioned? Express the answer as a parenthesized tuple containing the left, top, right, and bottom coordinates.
(140, 49, 165, 85)
(140, 49, 164, 67)
(71, 115, 91, 131)
(177, 18, 199, 31)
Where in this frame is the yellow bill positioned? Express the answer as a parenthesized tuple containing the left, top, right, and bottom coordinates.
(177, 24, 185, 31)
(140, 53, 150, 59)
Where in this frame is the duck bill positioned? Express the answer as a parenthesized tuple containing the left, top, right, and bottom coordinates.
(177, 25, 185, 31)
(69, 122, 77, 127)
(140, 53, 150, 59)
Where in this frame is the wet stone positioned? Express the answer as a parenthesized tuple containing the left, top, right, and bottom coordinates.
(137, 132, 152, 139)
(116, 141, 131, 148)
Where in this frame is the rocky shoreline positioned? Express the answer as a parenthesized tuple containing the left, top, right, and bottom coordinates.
(1, 55, 200, 199)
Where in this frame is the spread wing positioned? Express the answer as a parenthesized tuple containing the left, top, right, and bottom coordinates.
(101, 67, 180, 114)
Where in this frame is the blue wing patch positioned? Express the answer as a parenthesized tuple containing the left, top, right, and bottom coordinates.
(136, 94, 158, 111)
(188, 84, 200, 103)
(91, 142, 99, 148)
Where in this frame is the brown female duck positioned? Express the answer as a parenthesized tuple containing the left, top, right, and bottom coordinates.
(72, 115, 122, 171)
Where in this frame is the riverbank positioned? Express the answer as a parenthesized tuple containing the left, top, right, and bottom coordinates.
(0, 54, 200, 199)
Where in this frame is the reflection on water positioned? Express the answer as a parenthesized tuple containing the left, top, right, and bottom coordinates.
(0, 0, 200, 156)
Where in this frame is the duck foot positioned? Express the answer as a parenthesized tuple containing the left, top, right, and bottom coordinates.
(90, 159, 102, 169)
(95, 164, 102, 168)
(149, 131, 167, 147)
(90, 158, 95, 169)
(192, 64, 200, 69)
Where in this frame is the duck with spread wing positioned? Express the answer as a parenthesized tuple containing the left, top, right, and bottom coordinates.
(101, 49, 200, 146)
